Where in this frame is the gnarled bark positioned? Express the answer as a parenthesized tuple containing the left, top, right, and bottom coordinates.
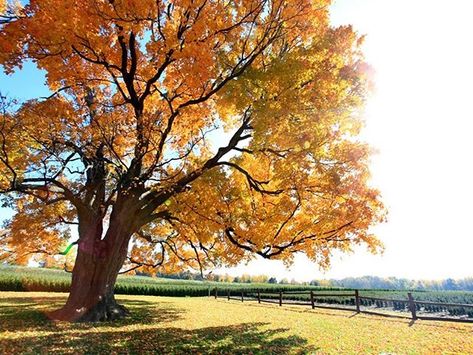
(49, 219, 132, 322)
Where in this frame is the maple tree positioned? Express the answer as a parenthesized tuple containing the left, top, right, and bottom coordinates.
(0, 0, 385, 322)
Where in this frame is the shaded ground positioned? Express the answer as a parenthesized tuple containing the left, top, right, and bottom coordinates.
(0, 292, 472, 354)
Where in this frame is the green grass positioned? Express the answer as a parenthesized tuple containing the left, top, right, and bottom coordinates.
(0, 292, 472, 354)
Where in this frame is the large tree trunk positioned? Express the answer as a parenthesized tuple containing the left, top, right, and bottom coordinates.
(49, 220, 132, 322)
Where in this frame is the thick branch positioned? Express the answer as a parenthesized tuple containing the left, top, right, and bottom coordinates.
(137, 109, 253, 222)
(225, 221, 354, 259)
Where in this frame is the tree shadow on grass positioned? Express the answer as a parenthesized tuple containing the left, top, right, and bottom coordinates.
(0, 296, 183, 333)
(0, 295, 318, 353)
(0, 322, 317, 354)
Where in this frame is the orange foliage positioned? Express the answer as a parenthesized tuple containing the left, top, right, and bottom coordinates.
(0, 0, 385, 275)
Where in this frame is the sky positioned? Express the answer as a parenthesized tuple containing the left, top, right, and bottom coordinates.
(1, 0, 473, 281)
(219, 0, 473, 281)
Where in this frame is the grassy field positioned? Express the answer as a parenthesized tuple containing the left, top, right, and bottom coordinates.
(0, 292, 472, 354)
(0, 265, 333, 295)
(2, 265, 473, 311)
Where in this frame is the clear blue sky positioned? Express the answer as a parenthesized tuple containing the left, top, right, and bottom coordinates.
(2, 0, 473, 280)
(0, 60, 50, 100)
(1, 61, 51, 223)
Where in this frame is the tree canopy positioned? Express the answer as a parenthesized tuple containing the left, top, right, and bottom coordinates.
(0, 0, 385, 321)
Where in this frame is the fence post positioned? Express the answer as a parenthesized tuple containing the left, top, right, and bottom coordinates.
(355, 290, 360, 313)
(214, 287, 218, 299)
(241, 290, 244, 302)
(279, 291, 283, 306)
(227, 289, 230, 301)
(408, 292, 417, 320)
(208, 286, 211, 298)
(310, 290, 315, 309)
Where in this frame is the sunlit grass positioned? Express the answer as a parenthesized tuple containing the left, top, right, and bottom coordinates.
(0, 292, 472, 354)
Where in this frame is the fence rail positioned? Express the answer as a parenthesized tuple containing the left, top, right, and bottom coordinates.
(211, 288, 473, 324)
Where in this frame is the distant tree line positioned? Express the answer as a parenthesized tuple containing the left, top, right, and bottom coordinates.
(327, 276, 473, 291)
(154, 271, 275, 284)
(151, 271, 473, 291)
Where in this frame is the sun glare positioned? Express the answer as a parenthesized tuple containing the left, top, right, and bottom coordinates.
(218, 0, 473, 281)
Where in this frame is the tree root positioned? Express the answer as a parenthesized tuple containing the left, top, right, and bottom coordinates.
(78, 297, 130, 322)
(48, 294, 130, 322)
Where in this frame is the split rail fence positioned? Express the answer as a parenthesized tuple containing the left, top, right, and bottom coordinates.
(210, 288, 473, 324)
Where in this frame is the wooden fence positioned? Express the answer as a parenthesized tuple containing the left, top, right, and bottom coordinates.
(210, 288, 473, 324)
